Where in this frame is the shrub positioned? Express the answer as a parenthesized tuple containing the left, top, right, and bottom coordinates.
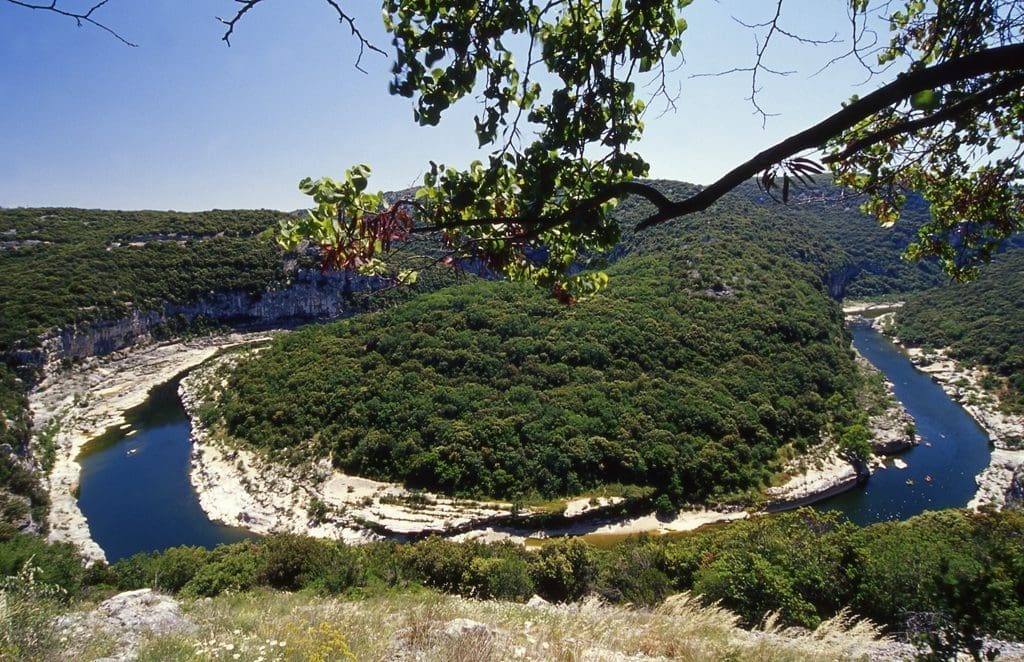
(256, 534, 329, 591)
(303, 541, 368, 595)
(181, 545, 259, 598)
(530, 537, 597, 602)
(0, 532, 84, 596)
(466, 551, 534, 600)
(598, 537, 672, 605)
(0, 560, 66, 660)
(155, 546, 210, 593)
(403, 537, 476, 593)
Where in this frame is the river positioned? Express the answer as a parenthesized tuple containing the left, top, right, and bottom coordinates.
(76, 375, 252, 562)
(814, 321, 992, 524)
(75, 322, 994, 560)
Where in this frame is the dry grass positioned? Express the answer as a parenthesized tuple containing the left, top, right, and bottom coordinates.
(100, 589, 894, 661)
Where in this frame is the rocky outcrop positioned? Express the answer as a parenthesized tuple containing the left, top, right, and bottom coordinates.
(388, 617, 499, 661)
(869, 409, 917, 454)
(54, 589, 195, 661)
(765, 451, 868, 512)
(852, 351, 918, 455)
(827, 263, 860, 299)
(969, 449, 1024, 511)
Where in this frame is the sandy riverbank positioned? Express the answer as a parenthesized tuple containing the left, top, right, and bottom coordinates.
(30, 332, 276, 564)
(184, 342, 904, 545)
(842, 301, 905, 316)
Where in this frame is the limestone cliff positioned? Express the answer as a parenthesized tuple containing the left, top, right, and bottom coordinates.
(12, 269, 383, 372)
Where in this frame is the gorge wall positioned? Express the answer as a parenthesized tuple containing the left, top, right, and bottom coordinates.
(10, 269, 383, 372)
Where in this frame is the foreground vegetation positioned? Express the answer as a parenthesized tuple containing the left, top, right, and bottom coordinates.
(2, 508, 1022, 659)
(12, 582, 892, 661)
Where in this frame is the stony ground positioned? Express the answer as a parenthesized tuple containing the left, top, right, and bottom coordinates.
(46, 587, 1005, 661)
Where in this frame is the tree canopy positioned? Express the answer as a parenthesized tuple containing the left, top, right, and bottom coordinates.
(264, 0, 1023, 298)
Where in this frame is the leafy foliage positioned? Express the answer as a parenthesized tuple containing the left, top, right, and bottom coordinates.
(8, 507, 1022, 652)
(261, 0, 1023, 296)
(827, 1, 1024, 281)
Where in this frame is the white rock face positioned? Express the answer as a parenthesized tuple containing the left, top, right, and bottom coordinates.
(55, 589, 195, 661)
(13, 269, 384, 372)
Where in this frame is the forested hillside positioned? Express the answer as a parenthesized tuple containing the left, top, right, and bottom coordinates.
(0, 208, 294, 350)
(0, 208, 295, 529)
(895, 250, 1024, 411)
(212, 194, 868, 506)
(614, 180, 947, 298)
(733, 182, 949, 297)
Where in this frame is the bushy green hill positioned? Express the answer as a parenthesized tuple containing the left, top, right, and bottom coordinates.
(728, 181, 949, 297)
(213, 204, 864, 505)
(0, 208, 295, 351)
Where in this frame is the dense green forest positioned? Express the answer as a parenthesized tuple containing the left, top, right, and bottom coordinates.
(6, 509, 1023, 647)
(213, 194, 870, 505)
(0, 207, 295, 350)
(895, 250, 1024, 411)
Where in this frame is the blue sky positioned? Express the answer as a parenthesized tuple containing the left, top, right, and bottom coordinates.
(0, 0, 881, 211)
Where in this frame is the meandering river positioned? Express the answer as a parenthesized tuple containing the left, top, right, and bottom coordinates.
(813, 322, 992, 524)
(75, 322, 995, 561)
(76, 376, 252, 562)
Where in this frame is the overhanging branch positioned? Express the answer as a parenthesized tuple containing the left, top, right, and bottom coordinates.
(822, 73, 1024, 164)
(6, 0, 136, 46)
(632, 42, 1024, 230)
(218, 0, 385, 71)
(414, 43, 1024, 242)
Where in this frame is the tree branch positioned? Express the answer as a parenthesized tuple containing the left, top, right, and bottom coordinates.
(822, 73, 1024, 164)
(426, 45, 1024, 240)
(634, 42, 1024, 230)
(218, 0, 385, 71)
(6, 0, 136, 46)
